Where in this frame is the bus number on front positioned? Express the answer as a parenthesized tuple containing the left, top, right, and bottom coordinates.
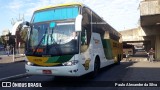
(34, 59, 42, 62)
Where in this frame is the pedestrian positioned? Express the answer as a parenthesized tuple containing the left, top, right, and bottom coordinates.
(126, 51, 130, 61)
(148, 48, 155, 62)
(6, 45, 10, 56)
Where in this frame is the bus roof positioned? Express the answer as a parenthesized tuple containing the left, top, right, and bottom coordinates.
(36, 2, 83, 11)
(35, 3, 122, 39)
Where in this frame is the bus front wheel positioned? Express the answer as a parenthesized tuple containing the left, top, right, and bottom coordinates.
(90, 57, 100, 78)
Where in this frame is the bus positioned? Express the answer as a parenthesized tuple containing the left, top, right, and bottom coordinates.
(24, 3, 123, 77)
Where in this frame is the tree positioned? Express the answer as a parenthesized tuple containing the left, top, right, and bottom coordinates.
(0, 36, 3, 44)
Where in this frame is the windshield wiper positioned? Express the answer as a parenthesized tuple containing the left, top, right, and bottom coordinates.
(32, 28, 47, 55)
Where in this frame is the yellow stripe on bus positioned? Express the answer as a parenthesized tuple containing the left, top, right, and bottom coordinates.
(27, 56, 60, 66)
(36, 2, 83, 11)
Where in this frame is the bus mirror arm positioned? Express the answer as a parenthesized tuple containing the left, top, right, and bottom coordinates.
(23, 21, 32, 27)
(75, 15, 83, 32)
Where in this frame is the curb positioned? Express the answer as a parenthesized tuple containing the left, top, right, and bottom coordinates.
(0, 60, 26, 64)
(0, 73, 29, 81)
(11, 60, 26, 63)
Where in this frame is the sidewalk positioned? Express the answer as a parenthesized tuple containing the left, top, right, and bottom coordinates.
(0, 54, 26, 64)
(123, 57, 148, 62)
(123, 57, 160, 62)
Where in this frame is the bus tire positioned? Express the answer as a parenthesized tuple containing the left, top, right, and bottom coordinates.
(117, 55, 121, 65)
(90, 56, 100, 78)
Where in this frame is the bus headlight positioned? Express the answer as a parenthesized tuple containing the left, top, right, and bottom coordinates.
(62, 60, 79, 66)
(27, 62, 34, 66)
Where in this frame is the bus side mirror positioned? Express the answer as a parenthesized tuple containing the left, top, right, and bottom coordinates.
(23, 21, 31, 27)
(75, 15, 83, 32)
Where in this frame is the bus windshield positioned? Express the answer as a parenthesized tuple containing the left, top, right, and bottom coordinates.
(26, 6, 80, 56)
(32, 6, 79, 23)
(26, 22, 79, 56)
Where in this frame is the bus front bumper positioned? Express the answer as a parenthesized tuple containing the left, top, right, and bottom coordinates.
(25, 64, 81, 76)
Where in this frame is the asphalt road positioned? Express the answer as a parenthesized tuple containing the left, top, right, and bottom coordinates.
(0, 62, 25, 79)
(1, 61, 160, 90)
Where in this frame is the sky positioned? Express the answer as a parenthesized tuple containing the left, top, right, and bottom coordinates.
(0, 0, 141, 35)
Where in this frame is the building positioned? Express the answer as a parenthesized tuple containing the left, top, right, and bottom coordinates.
(120, 0, 160, 60)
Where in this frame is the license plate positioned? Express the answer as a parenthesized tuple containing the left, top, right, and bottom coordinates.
(42, 70, 52, 74)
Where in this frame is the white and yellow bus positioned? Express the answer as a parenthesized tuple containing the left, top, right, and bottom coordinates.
(24, 3, 123, 77)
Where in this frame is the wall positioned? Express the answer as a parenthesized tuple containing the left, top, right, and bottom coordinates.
(140, 0, 160, 16)
(155, 35, 160, 59)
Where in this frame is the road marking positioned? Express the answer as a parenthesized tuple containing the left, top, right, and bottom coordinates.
(0, 73, 29, 81)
